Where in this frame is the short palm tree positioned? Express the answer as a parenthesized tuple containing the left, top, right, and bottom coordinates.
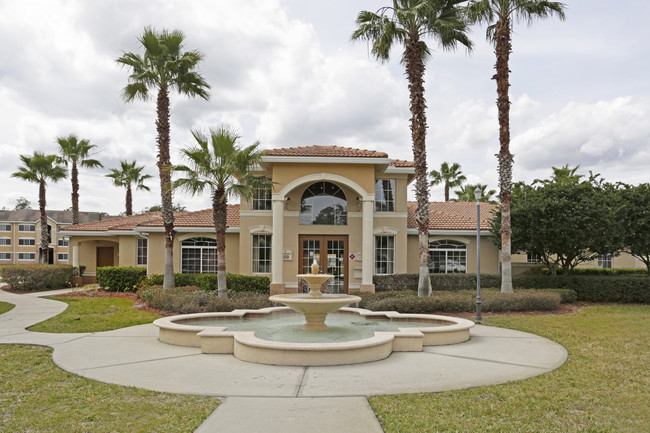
(429, 162, 466, 201)
(352, 0, 472, 297)
(173, 125, 271, 298)
(106, 161, 152, 216)
(467, 0, 566, 293)
(12, 152, 67, 264)
(451, 183, 497, 203)
(116, 27, 210, 289)
(56, 134, 103, 225)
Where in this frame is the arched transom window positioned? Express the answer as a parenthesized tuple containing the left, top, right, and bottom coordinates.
(428, 240, 467, 273)
(299, 182, 347, 225)
(181, 237, 217, 273)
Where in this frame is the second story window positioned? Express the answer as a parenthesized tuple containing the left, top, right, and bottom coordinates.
(58, 239, 69, 247)
(375, 179, 395, 212)
(19, 224, 36, 232)
(0, 224, 11, 232)
(300, 182, 347, 225)
(252, 187, 272, 210)
(0, 238, 11, 246)
(18, 238, 35, 246)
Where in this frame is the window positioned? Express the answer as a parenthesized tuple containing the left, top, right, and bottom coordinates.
(598, 254, 613, 269)
(0, 238, 10, 246)
(526, 252, 540, 263)
(19, 224, 35, 232)
(252, 187, 272, 211)
(181, 237, 217, 273)
(0, 224, 11, 232)
(428, 240, 467, 273)
(18, 252, 36, 261)
(251, 234, 271, 273)
(300, 182, 347, 225)
(0, 253, 10, 260)
(18, 238, 35, 246)
(375, 236, 395, 275)
(58, 239, 69, 247)
(375, 179, 396, 212)
(57, 253, 68, 262)
(137, 238, 148, 266)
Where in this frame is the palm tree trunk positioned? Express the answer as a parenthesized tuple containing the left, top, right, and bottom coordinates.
(405, 34, 431, 297)
(213, 188, 228, 298)
(39, 180, 48, 265)
(444, 180, 450, 202)
(126, 184, 133, 216)
(71, 162, 79, 225)
(156, 84, 175, 289)
(494, 16, 514, 293)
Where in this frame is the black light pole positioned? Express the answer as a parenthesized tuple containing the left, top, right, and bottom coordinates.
(475, 187, 482, 323)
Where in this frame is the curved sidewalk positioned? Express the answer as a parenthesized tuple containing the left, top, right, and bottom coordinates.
(0, 289, 568, 432)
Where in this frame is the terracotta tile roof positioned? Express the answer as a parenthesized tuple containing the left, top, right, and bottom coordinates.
(265, 145, 388, 158)
(389, 159, 414, 167)
(407, 202, 497, 231)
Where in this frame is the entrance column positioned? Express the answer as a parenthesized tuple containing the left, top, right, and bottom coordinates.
(270, 195, 285, 294)
(71, 244, 79, 268)
(360, 196, 375, 293)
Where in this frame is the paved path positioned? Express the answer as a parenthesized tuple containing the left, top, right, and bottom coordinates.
(0, 289, 568, 432)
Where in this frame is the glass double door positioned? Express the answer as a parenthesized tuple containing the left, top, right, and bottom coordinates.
(299, 235, 348, 294)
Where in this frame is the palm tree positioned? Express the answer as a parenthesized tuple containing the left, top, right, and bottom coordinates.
(12, 152, 67, 264)
(116, 27, 210, 289)
(451, 183, 497, 203)
(429, 161, 466, 201)
(173, 125, 271, 298)
(352, 0, 472, 297)
(56, 134, 103, 225)
(467, 0, 565, 293)
(533, 164, 584, 185)
(106, 161, 152, 216)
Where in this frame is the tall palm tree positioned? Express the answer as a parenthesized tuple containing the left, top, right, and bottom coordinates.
(56, 134, 103, 225)
(429, 161, 466, 201)
(352, 0, 472, 297)
(116, 27, 210, 289)
(467, 0, 565, 293)
(451, 183, 497, 203)
(12, 152, 67, 264)
(106, 161, 152, 216)
(173, 125, 271, 298)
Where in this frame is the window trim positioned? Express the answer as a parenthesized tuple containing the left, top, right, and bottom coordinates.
(597, 254, 613, 269)
(0, 224, 11, 232)
(428, 239, 468, 274)
(180, 237, 218, 274)
(252, 187, 272, 211)
(58, 238, 69, 247)
(375, 179, 396, 212)
(374, 235, 396, 275)
(136, 238, 148, 266)
(251, 234, 272, 274)
(299, 181, 348, 226)
(18, 237, 35, 247)
(18, 224, 36, 232)
(18, 252, 36, 261)
(57, 253, 69, 262)
(0, 252, 11, 260)
(0, 237, 11, 246)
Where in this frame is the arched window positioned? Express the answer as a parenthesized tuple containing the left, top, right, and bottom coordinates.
(428, 240, 467, 273)
(181, 237, 217, 273)
(299, 182, 347, 225)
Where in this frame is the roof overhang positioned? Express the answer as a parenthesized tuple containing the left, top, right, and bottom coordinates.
(133, 227, 241, 234)
(57, 230, 137, 237)
(261, 156, 391, 165)
(407, 229, 493, 236)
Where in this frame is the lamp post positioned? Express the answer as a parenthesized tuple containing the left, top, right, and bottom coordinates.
(474, 186, 482, 323)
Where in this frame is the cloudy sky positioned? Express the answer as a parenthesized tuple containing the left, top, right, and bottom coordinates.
(1, 0, 648, 214)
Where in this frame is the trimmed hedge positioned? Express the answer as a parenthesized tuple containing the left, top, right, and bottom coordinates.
(96, 266, 147, 292)
(373, 273, 500, 292)
(541, 267, 648, 276)
(0, 265, 75, 291)
(137, 286, 273, 314)
(142, 273, 270, 294)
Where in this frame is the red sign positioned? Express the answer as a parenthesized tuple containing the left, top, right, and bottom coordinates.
(349, 253, 355, 260)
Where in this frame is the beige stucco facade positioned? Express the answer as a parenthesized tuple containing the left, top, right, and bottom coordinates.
(0, 216, 70, 265)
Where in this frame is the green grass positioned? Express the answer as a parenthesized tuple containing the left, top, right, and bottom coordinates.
(370, 305, 650, 433)
(0, 344, 218, 432)
(28, 297, 161, 333)
(0, 301, 14, 315)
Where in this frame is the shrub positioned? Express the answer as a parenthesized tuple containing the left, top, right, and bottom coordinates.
(540, 267, 647, 276)
(513, 275, 649, 303)
(0, 265, 76, 291)
(96, 266, 147, 292)
(374, 273, 501, 292)
(141, 273, 270, 294)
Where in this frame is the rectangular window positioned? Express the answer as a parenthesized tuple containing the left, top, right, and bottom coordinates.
(375, 179, 396, 212)
(58, 239, 69, 247)
(18, 252, 36, 261)
(252, 234, 272, 273)
(252, 187, 272, 211)
(57, 253, 68, 262)
(137, 238, 148, 266)
(0, 238, 11, 246)
(0, 224, 11, 232)
(526, 252, 540, 263)
(598, 254, 613, 269)
(19, 224, 36, 232)
(0, 252, 10, 260)
(374, 236, 395, 275)
(18, 238, 35, 246)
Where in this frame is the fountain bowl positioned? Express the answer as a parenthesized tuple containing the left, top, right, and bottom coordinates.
(269, 293, 362, 331)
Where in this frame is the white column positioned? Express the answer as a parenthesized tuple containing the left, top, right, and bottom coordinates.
(270, 196, 285, 294)
(72, 245, 80, 268)
(361, 197, 375, 293)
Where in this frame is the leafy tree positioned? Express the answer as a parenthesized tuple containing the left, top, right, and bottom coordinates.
(617, 183, 650, 276)
(106, 161, 152, 216)
(429, 161, 466, 201)
(116, 27, 210, 289)
(467, 0, 566, 292)
(533, 164, 584, 185)
(12, 152, 67, 264)
(452, 183, 497, 203)
(14, 197, 32, 210)
(352, 0, 472, 296)
(56, 134, 103, 225)
(141, 203, 186, 213)
(173, 125, 271, 298)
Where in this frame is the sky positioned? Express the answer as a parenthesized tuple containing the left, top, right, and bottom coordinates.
(1, 0, 648, 215)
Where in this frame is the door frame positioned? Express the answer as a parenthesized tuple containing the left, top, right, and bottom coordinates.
(298, 234, 348, 293)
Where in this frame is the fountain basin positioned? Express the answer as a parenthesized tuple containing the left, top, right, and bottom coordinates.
(269, 293, 361, 331)
(153, 307, 475, 366)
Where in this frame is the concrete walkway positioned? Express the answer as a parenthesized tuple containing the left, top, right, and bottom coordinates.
(0, 288, 568, 432)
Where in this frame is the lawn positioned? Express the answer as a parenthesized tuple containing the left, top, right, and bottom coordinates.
(0, 301, 14, 315)
(28, 296, 160, 333)
(370, 305, 650, 433)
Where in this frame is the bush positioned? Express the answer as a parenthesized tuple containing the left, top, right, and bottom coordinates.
(137, 286, 273, 314)
(141, 273, 270, 294)
(540, 267, 647, 276)
(374, 273, 501, 292)
(97, 266, 147, 292)
(512, 275, 649, 303)
(0, 265, 76, 291)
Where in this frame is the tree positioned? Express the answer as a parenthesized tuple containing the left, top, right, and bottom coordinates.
(467, 0, 566, 292)
(11, 152, 67, 264)
(352, 0, 472, 296)
(533, 164, 583, 185)
(173, 125, 271, 298)
(617, 183, 650, 276)
(56, 134, 103, 225)
(452, 183, 497, 203)
(106, 161, 152, 216)
(14, 197, 32, 210)
(429, 161, 466, 201)
(116, 27, 210, 289)
(141, 203, 186, 213)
